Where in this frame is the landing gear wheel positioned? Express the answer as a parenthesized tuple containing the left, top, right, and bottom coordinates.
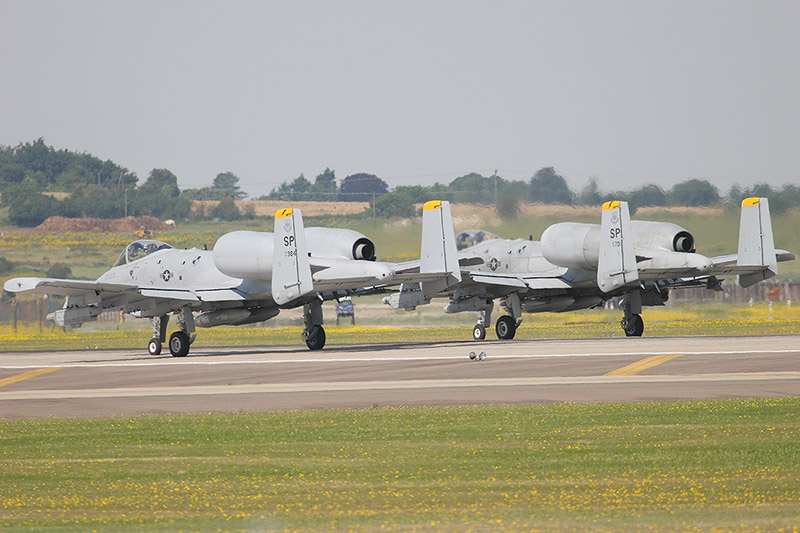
(169, 331, 191, 357)
(148, 338, 162, 356)
(472, 324, 486, 340)
(496, 315, 517, 340)
(622, 314, 644, 337)
(305, 325, 326, 350)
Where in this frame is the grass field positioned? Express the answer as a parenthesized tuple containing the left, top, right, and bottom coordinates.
(2, 206, 799, 530)
(1, 400, 799, 531)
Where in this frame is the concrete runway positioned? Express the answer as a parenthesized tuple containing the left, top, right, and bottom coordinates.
(1, 335, 799, 418)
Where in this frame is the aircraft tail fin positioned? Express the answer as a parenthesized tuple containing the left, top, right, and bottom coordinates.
(737, 197, 778, 287)
(597, 200, 639, 293)
(272, 208, 314, 305)
(420, 200, 460, 295)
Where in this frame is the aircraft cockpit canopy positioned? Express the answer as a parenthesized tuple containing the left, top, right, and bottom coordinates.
(456, 230, 500, 250)
(113, 240, 173, 267)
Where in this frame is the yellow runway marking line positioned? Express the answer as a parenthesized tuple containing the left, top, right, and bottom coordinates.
(605, 353, 685, 376)
(0, 367, 64, 388)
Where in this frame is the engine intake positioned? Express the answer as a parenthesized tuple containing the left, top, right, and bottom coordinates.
(305, 228, 377, 261)
(673, 231, 695, 253)
(631, 221, 695, 253)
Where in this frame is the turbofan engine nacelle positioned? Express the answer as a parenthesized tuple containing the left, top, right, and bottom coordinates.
(213, 228, 378, 281)
(213, 231, 275, 280)
(540, 223, 600, 270)
(630, 221, 695, 253)
(305, 228, 376, 261)
(541, 221, 696, 270)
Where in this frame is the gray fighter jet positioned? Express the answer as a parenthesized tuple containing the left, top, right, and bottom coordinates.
(384, 197, 794, 339)
(4, 202, 459, 356)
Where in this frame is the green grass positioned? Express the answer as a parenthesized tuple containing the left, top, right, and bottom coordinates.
(3, 313, 800, 352)
(1, 400, 799, 530)
(2, 299, 800, 351)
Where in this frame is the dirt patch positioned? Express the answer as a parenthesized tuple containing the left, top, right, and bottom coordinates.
(635, 205, 724, 216)
(41, 192, 72, 200)
(444, 202, 598, 217)
(448, 202, 725, 219)
(194, 200, 371, 217)
(36, 216, 168, 233)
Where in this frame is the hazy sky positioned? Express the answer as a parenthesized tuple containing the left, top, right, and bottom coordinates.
(2, 1, 798, 197)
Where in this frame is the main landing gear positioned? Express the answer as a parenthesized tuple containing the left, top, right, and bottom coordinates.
(472, 294, 522, 340)
(473, 313, 518, 340)
(303, 300, 326, 350)
(495, 315, 517, 340)
(620, 290, 644, 337)
(168, 331, 191, 357)
(622, 314, 644, 337)
(148, 308, 196, 357)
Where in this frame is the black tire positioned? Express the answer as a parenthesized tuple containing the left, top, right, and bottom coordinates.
(472, 324, 486, 340)
(496, 315, 517, 340)
(148, 338, 162, 356)
(305, 325, 326, 350)
(169, 331, 191, 357)
(623, 314, 644, 337)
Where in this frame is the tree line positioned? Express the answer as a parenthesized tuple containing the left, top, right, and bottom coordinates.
(265, 167, 800, 218)
(0, 139, 250, 227)
(2, 138, 799, 227)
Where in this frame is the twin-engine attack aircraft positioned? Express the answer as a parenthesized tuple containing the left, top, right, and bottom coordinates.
(3, 202, 459, 357)
(384, 197, 794, 340)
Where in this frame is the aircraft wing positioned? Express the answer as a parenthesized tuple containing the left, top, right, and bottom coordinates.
(193, 287, 249, 301)
(3, 276, 256, 328)
(137, 288, 200, 301)
(3, 277, 251, 302)
(391, 255, 483, 275)
(3, 277, 137, 296)
(468, 272, 573, 290)
(391, 272, 460, 283)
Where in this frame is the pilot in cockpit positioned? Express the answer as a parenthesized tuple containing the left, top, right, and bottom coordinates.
(113, 240, 173, 268)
